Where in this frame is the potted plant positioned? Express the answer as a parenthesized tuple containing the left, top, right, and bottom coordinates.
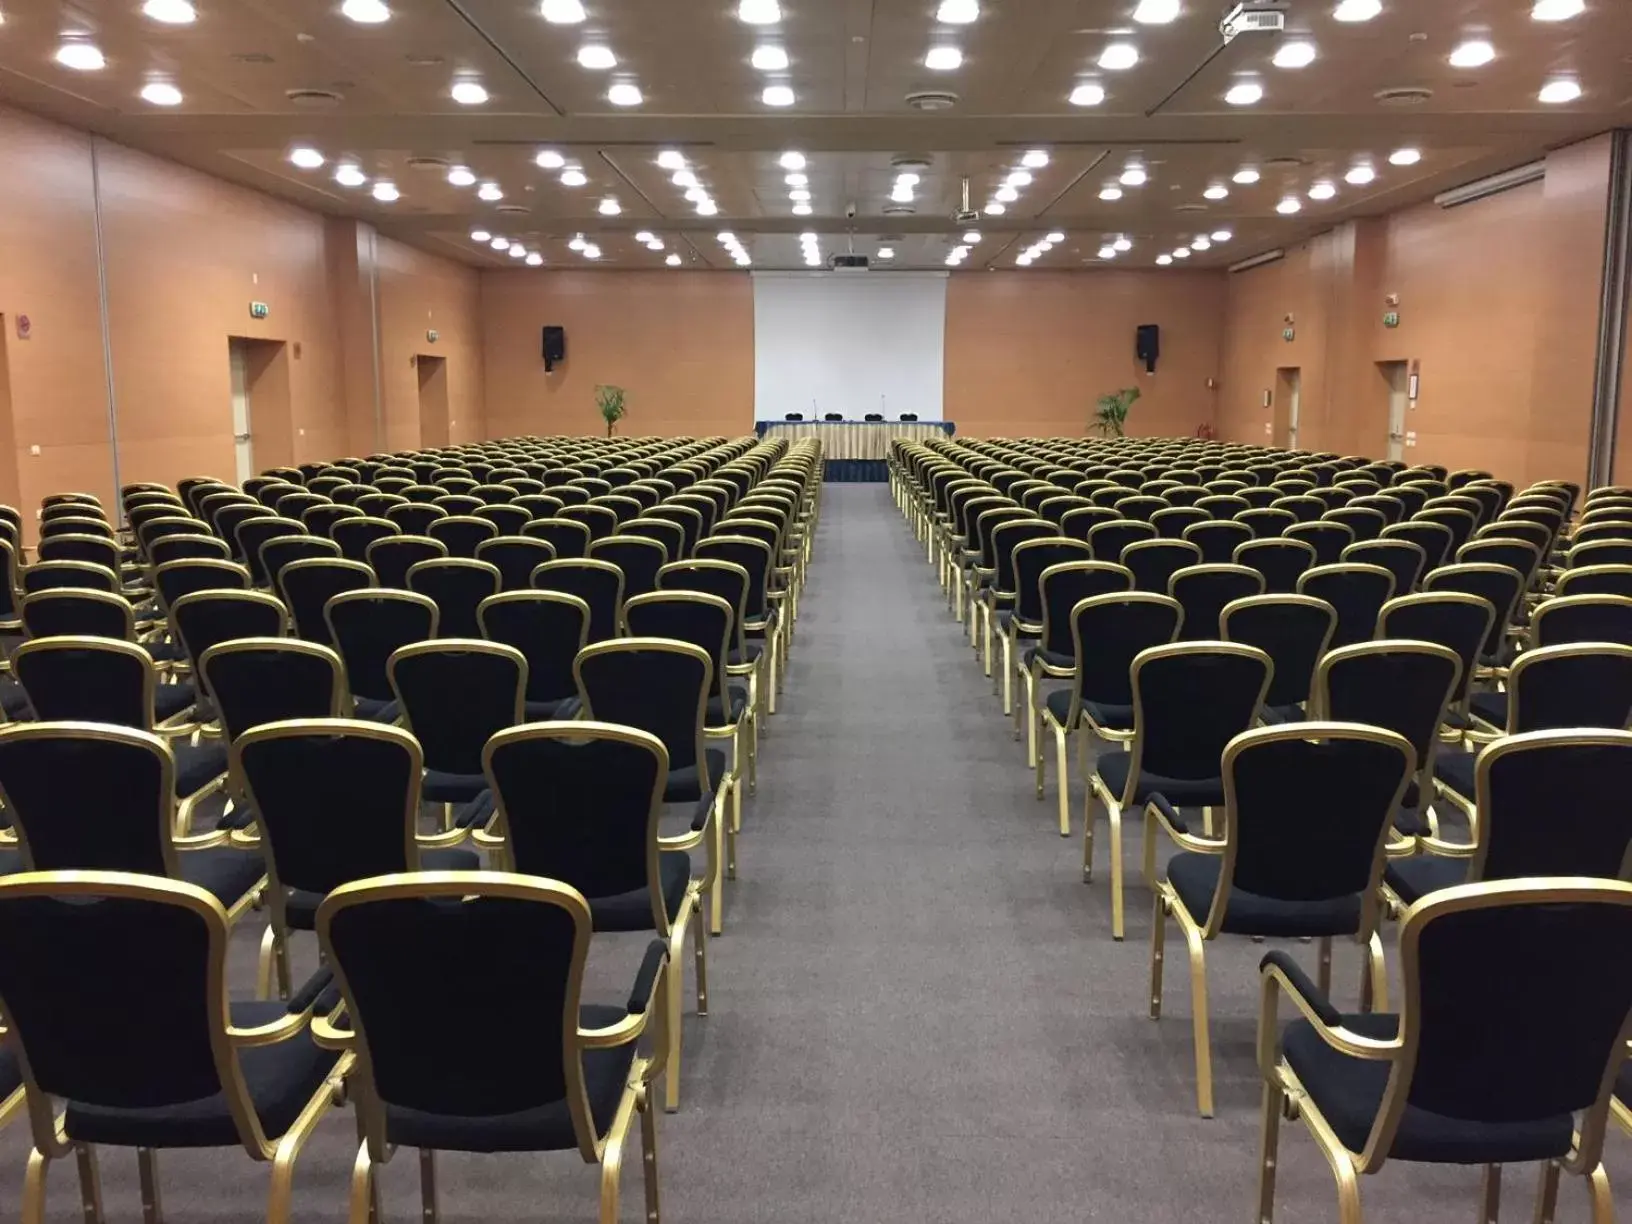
(1093, 386, 1140, 438)
(594, 384, 627, 437)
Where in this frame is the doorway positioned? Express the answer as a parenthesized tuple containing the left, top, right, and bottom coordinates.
(1378, 361, 1410, 462)
(417, 356, 449, 448)
(1273, 367, 1301, 450)
(227, 338, 290, 483)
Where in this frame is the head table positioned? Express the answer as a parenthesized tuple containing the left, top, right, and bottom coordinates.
(754, 419, 955, 481)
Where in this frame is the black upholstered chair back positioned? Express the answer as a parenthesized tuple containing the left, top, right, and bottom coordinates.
(1472, 731, 1632, 883)
(531, 558, 625, 643)
(389, 640, 524, 775)
(1342, 539, 1426, 598)
(694, 536, 773, 622)
(201, 639, 346, 743)
(364, 534, 444, 590)
(325, 590, 438, 702)
(1219, 594, 1336, 708)
(623, 592, 733, 700)
(428, 515, 498, 560)
(1234, 538, 1316, 595)
(485, 724, 664, 905)
(1214, 725, 1414, 921)
(523, 517, 592, 559)
(1087, 519, 1156, 566)
(1036, 562, 1132, 655)
(387, 502, 446, 536)
(479, 592, 590, 705)
(149, 533, 232, 567)
(1130, 643, 1271, 782)
(234, 517, 305, 586)
(21, 588, 134, 641)
(657, 559, 750, 654)
(1296, 563, 1396, 649)
(236, 721, 422, 897)
(1121, 540, 1201, 594)
(1423, 562, 1523, 660)
(1504, 643, 1632, 732)
(213, 504, 275, 562)
(1325, 505, 1387, 543)
(1314, 641, 1460, 779)
(1556, 564, 1632, 600)
(1168, 564, 1265, 641)
(279, 558, 373, 645)
(36, 533, 120, 571)
(13, 638, 153, 727)
(407, 558, 501, 639)
(261, 535, 341, 597)
(1382, 519, 1453, 572)
(1285, 520, 1354, 567)
(331, 516, 399, 565)
(153, 558, 250, 615)
(1060, 505, 1117, 543)
(1532, 593, 1632, 648)
(1151, 506, 1207, 540)
(24, 559, 122, 596)
(1181, 519, 1252, 565)
(1011, 538, 1094, 623)
(589, 535, 669, 603)
(171, 589, 286, 671)
(575, 639, 710, 775)
(0, 724, 172, 873)
(477, 536, 556, 592)
(1068, 593, 1183, 710)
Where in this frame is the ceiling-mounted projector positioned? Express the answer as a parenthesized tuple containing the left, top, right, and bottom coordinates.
(1219, 0, 1287, 41)
(829, 254, 870, 270)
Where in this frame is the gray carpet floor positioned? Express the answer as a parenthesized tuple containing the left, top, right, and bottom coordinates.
(1, 481, 1627, 1222)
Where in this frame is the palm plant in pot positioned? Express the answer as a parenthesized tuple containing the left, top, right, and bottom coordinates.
(1093, 386, 1140, 438)
(595, 384, 627, 437)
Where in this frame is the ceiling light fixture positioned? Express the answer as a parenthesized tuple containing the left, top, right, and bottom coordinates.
(1098, 244, 1117, 259)
(877, 246, 895, 258)
(737, 0, 781, 24)
(1070, 83, 1106, 106)
(447, 166, 476, 186)
(656, 151, 686, 171)
(451, 80, 489, 105)
(491, 237, 511, 251)
(684, 187, 708, 202)
(1389, 147, 1421, 165)
(540, 0, 586, 22)
(936, 0, 978, 20)
(1133, 0, 1181, 23)
(1099, 43, 1139, 70)
(1448, 40, 1495, 67)
(698, 200, 720, 215)
(583, 244, 601, 259)
(1273, 41, 1317, 68)
(984, 202, 1006, 215)
(763, 84, 795, 106)
(779, 151, 806, 170)
(672, 170, 699, 188)
(607, 82, 642, 106)
(1203, 184, 1229, 200)
(1211, 229, 1232, 241)
(471, 229, 491, 242)
(635, 230, 655, 243)
(963, 230, 981, 243)
(1307, 181, 1336, 200)
(1191, 237, 1211, 250)
(666, 253, 682, 266)
(560, 168, 588, 187)
(1233, 167, 1261, 184)
(925, 46, 963, 70)
(1114, 235, 1133, 251)
(1045, 230, 1065, 242)
(526, 251, 544, 266)
(1099, 186, 1123, 200)
(1156, 253, 1173, 265)
(1119, 166, 1147, 186)
(896, 172, 920, 187)
(1276, 196, 1302, 213)
(341, 0, 390, 23)
(1345, 164, 1376, 185)
(1531, 0, 1584, 18)
(1173, 247, 1191, 258)
(288, 146, 325, 169)
(994, 185, 1019, 202)
(1021, 150, 1050, 169)
(371, 181, 400, 202)
(1332, 0, 1381, 20)
(140, 81, 183, 106)
(477, 181, 503, 201)
(508, 245, 526, 259)
(1007, 170, 1033, 188)
(335, 164, 368, 187)
(54, 40, 106, 71)
(1538, 78, 1582, 103)
(598, 197, 621, 215)
(142, 0, 196, 23)
(577, 45, 616, 69)
(535, 150, 566, 170)
(751, 45, 789, 70)
(1225, 81, 1264, 105)
(789, 188, 811, 201)
(785, 172, 808, 186)
(568, 235, 586, 250)
(891, 184, 915, 203)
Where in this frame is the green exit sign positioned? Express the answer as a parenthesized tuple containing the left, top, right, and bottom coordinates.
(1382, 310, 1400, 328)
(1282, 327, 1295, 342)
(249, 301, 269, 319)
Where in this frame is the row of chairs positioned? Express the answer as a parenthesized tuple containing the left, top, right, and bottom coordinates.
(0, 434, 823, 1224)
(894, 435, 1632, 1223)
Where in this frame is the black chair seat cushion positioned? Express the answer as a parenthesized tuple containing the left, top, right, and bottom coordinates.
(1259, 703, 1305, 726)
(176, 848, 265, 910)
(706, 685, 749, 726)
(524, 696, 581, 721)
(0, 1043, 18, 1101)
(743, 609, 779, 642)
(1024, 646, 1074, 672)
(153, 682, 197, 722)
(0, 846, 22, 877)
(145, 639, 189, 665)
(66, 1001, 341, 1148)
(589, 851, 692, 933)
(173, 742, 227, 798)
(423, 770, 488, 803)
(1383, 856, 1469, 907)
(1082, 700, 1134, 732)
(0, 677, 30, 719)
(1282, 1012, 1575, 1163)
(382, 1003, 636, 1153)
(1433, 750, 1476, 799)
(354, 695, 401, 723)
(1096, 753, 1223, 807)
(664, 749, 726, 804)
(727, 644, 764, 667)
(1468, 691, 1507, 728)
(284, 847, 479, 930)
(1168, 852, 1362, 937)
(995, 611, 1039, 640)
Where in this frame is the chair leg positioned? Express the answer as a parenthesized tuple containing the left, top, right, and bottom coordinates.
(1149, 890, 1168, 1019)
(1533, 1161, 1561, 1224)
(268, 1054, 343, 1224)
(75, 1145, 104, 1224)
(1257, 1080, 1284, 1224)
(1479, 1164, 1501, 1224)
(999, 629, 1013, 707)
(708, 790, 725, 937)
(1362, 931, 1389, 1013)
(137, 1148, 163, 1224)
(1587, 1161, 1614, 1224)
(1054, 723, 1071, 836)
(598, 1104, 632, 1224)
(639, 1085, 662, 1224)
(746, 712, 759, 796)
(256, 925, 277, 1000)
(1107, 795, 1127, 940)
(725, 778, 739, 882)
(691, 893, 709, 1017)
(1141, 805, 1158, 890)
(419, 1149, 440, 1224)
(665, 916, 685, 1113)
(1184, 921, 1214, 1118)
(22, 1146, 53, 1224)
(1317, 936, 1334, 998)
(1083, 787, 1101, 883)
(346, 1143, 375, 1224)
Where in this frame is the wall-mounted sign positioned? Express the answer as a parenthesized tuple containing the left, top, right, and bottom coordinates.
(1408, 372, 1420, 400)
(1282, 326, 1295, 342)
(426, 329, 439, 343)
(1382, 311, 1400, 328)
(249, 301, 270, 319)
(14, 314, 31, 340)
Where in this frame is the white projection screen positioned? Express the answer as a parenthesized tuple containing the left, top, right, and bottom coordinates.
(752, 271, 947, 422)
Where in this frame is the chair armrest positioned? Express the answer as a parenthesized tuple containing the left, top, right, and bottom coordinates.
(1147, 795, 1223, 854)
(689, 794, 713, 833)
(311, 1008, 355, 1052)
(230, 970, 335, 1047)
(175, 828, 233, 849)
(1259, 952, 1401, 1062)
(658, 793, 713, 850)
(287, 966, 339, 1015)
(628, 938, 667, 1014)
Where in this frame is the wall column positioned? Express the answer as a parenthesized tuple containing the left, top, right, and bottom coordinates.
(323, 217, 383, 459)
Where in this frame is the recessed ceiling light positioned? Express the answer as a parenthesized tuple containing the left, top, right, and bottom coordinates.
(1133, 0, 1181, 23)
(508, 245, 527, 259)
(1099, 43, 1139, 70)
(1173, 247, 1191, 258)
(540, 0, 586, 22)
(895, 172, 920, 187)
(698, 200, 720, 215)
(451, 80, 489, 105)
(1307, 181, 1336, 200)
(672, 170, 699, 188)
(925, 46, 963, 70)
(1003, 172, 1030, 190)
(447, 165, 476, 187)
(568, 234, 586, 250)
(785, 172, 808, 187)
(55, 41, 106, 71)
(1225, 81, 1263, 105)
(525, 251, 544, 266)
(583, 244, 601, 259)
(372, 181, 400, 202)
(1276, 196, 1302, 213)
(762, 84, 795, 106)
(656, 150, 686, 170)
(779, 151, 806, 170)
(1448, 39, 1495, 67)
(1211, 229, 1232, 241)
(1233, 167, 1261, 184)
(1099, 186, 1123, 200)
(936, 0, 979, 21)
(140, 81, 183, 106)
(891, 185, 914, 203)
(1070, 83, 1106, 107)
(471, 229, 491, 242)
(1389, 147, 1421, 166)
(608, 82, 643, 106)
(1045, 230, 1065, 242)
(141, 0, 196, 23)
(1203, 184, 1230, 200)
(1021, 150, 1050, 169)
(288, 146, 325, 169)
(1539, 78, 1582, 103)
(1114, 236, 1133, 251)
(737, 0, 781, 24)
(1098, 244, 1117, 259)
(1192, 237, 1211, 250)
(963, 230, 981, 242)
(1272, 41, 1317, 68)
(984, 202, 1006, 215)
(666, 253, 682, 265)
(995, 185, 1019, 202)
(336, 164, 368, 187)
(1531, 0, 1584, 19)
(646, 239, 664, 250)
(598, 197, 621, 215)
(561, 168, 588, 187)
(478, 181, 503, 201)
(341, 0, 390, 23)
(577, 45, 616, 69)
(751, 45, 789, 70)
(877, 246, 896, 259)
(684, 187, 708, 203)
(1345, 164, 1376, 185)
(1332, 0, 1381, 21)
(534, 150, 566, 170)
(1119, 166, 1147, 186)
(491, 237, 511, 251)
(1156, 253, 1173, 265)
(789, 188, 811, 201)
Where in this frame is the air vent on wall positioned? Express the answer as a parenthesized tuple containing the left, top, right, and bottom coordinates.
(285, 88, 343, 108)
(883, 203, 916, 215)
(496, 203, 531, 214)
(905, 90, 958, 111)
(1375, 86, 1433, 106)
(891, 153, 933, 170)
(1434, 161, 1545, 209)
(1175, 203, 1207, 212)
(1262, 155, 1307, 168)
(233, 51, 275, 64)
(406, 155, 451, 171)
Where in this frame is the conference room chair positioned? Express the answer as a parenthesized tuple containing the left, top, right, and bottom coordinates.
(1414, 505, 1479, 559)
(406, 557, 501, 639)
(1149, 723, 1414, 1116)
(0, 871, 346, 1224)
(387, 501, 446, 537)
(22, 559, 123, 597)
(170, 588, 286, 682)
(152, 557, 252, 624)
(1528, 592, 1632, 648)
(961, 504, 1029, 630)
(1150, 505, 1206, 540)
(364, 533, 445, 590)
(475, 503, 531, 537)
(1257, 878, 1632, 1224)
(19, 585, 149, 651)
(1574, 515, 1632, 541)
(1270, 494, 1327, 523)
(200, 637, 351, 751)
(1197, 494, 1252, 521)
(1555, 563, 1632, 599)
(1564, 538, 1632, 570)
(1296, 563, 1396, 650)
(270, 491, 327, 525)
(262, 535, 341, 599)
(977, 520, 1059, 701)
(1169, 564, 1265, 641)
(311, 872, 666, 1224)
(1235, 507, 1297, 539)
(213, 504, 277, 562)
(1422, 562, 1525, 677)
(531, 557, 625, 645)
(433, 495, 486, 521)
(543, 483, 590, 508)
(694, 535, 784, 711)
(1341, 539, 1425, 598)
(141, 533, 228, 576)
(13, 634, 198, 735)
(562, 502, 619, 542)
(278, 557, 374, 645)
(305, 503, 367, 540)
(324, 589, 435, 722)
(234, 517, 305, 587)
(1377, 519, 1451, 575)
(475, 535, 556, 592)
(354, 492, 407, 519)
(1182, 519, 1252, 565)
(1219, 594, 1336, 724)
(658, 559, 766, 776)
(477, 590, 588, 720)
(524, 515, 593, 560)
(330, 515, 399, 564)
(1121, 539, 1201, 595)
(590, 534, 670, 609)
(426, 514, 498, 560)
(1374, 591, 1494, 738)
(1087, 641, 1271, 941)
(388, 638, 525, 817)
(1087, 518, 1156, 569)
(621, 516, 687, 566)
(1234, 537, 1316, 595)
(1004, 537, 1097, 749)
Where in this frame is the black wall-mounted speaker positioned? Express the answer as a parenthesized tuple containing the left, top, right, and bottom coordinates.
(1135, 323, 1160, 374)
(542, 325, 566, 372)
